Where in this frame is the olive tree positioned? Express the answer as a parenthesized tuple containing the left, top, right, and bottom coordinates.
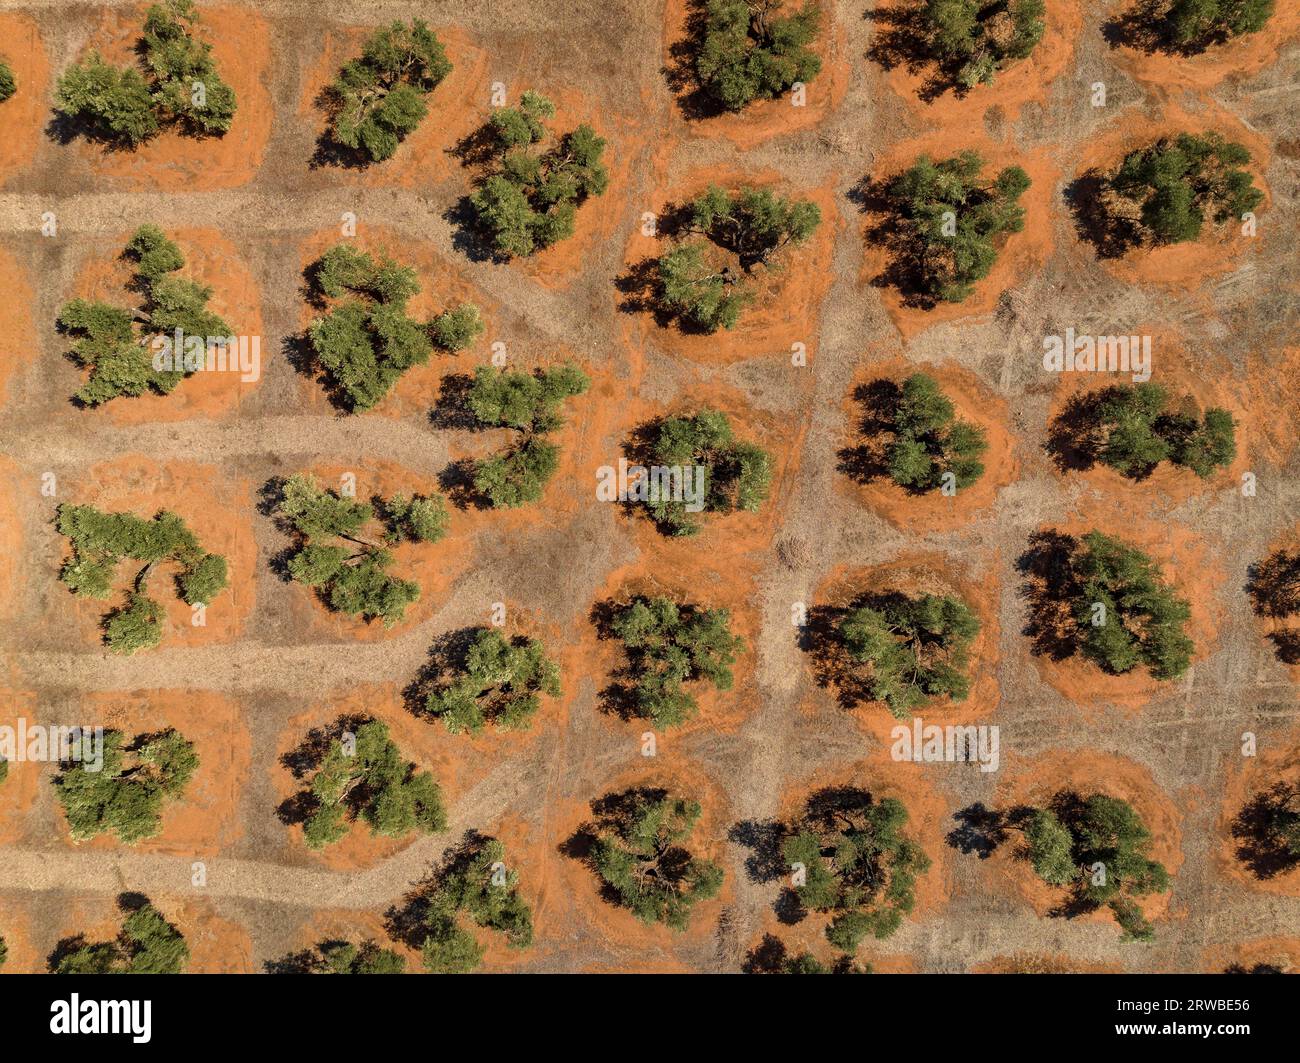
(920, 0, 1045, 90)
(55, 729, 197, 843)
(321, 20, 452, 163)
(54, 0, 235, 146)
(1075, 383, 1236, 479)
(465, 363, 590, 508)
(656, 185, 821, 331)
(606, 596, 744, 729)
(273, 473, 448, 627)
(389, 836, 534, 973)
(422, 629, 561, 734)
(53, 899, 188, 974)
(292, 719, 446, 851)
(56, 502, 229, 654)
(636, 409, 773, 535)
(838, 591, 979, 718)
(783, 787, 931, 950)
(467, 91, 609, 258)
(881, 151, 1030, 304)
(305, 243, 483, 411)
(58, 225, 233, 406)
(881, 373, 988, 492)
(1023, 792, 1171, 941)
(694, 0, 823, 111)
(1107, 132, 1263, 245)
(582, 788, 724, 930)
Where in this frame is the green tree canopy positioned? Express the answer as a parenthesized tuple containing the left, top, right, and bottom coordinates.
(322, 20, 452, 163)
(584, 789, 724, 930)
(1073, 531, 1194, 680)
(53, 900, 189, 974)
(55, 728, 197, 844)
(465, 363, 590, 508)
(423, 628, 561, 734)
(468, 90, 609, 258)
(880, 373, 988, 492)
(882, 150, 1030, 304)
(783, 789, 931, 950)
(1108, 132, 1263, 245)
(0, 59, 17, 102)
(1085, 383, 1236, 479)
(294, 719, 447, 851)
(1024, 792, 1171, 940)
(1166, 0, 1274, 46)
(607, 596, 744, 729)
(920, 0, 1046, 89)
(656, 185, 821, 331)
(638, 409, 773, 535)
(54, 0, 235, 147)
(275, 473, 447, 627)
(694, 0, 823, 112)
(306, 243, 482, 412)
(58, 225, 233, 406)
(838, 591, 979, 718)
(57, 502, 229, 654)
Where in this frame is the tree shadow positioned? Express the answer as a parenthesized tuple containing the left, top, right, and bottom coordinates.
(1015, 530, 1083, 663)
(444, 194, 502, 265)
(1230, 782, 1300, 880)
(1044, 388, 1111, 474)
(663, 0, 734, 121)
(946, 802, 1033, 859)
(589, 597, 647, 722)
(728, 818, 788, 885)
(437, 456, 492, 511)
(851, 171, 950, 310)
(1246, 551, 1300, 665)
(835, 377, 903, 485)
(1064, 170, 1143, 261)
(427, 372, 480, 431)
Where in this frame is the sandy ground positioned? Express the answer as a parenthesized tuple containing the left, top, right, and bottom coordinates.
(0, 0, 1297, 972)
